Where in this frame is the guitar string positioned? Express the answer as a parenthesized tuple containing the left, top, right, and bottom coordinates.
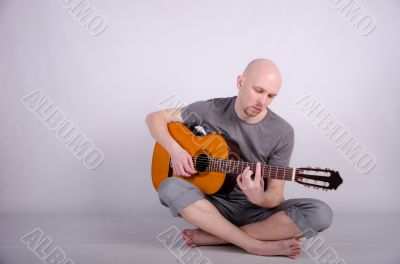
(167, 157, 330, 187)
(168, 156, 298, 180)
(190, 156, 299, 173)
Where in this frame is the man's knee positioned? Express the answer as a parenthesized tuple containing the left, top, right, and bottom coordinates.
(280, 198, 333, 235)
(157, 177, 205, 216)
(158, 177, 187, 206)
(307, 199, 334, 232)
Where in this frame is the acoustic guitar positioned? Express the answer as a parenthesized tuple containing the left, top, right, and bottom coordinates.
(151, 122, 343, 195)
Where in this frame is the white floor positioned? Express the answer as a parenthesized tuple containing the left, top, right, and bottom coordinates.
(1, 210, 399, 264)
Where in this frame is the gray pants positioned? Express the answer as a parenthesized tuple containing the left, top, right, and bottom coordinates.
(158, 177, 333, 238)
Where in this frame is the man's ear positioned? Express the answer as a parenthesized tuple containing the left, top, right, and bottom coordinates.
(236, 75, 244, 89)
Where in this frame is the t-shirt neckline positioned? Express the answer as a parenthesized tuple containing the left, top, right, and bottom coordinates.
(231, 96, 270, 126)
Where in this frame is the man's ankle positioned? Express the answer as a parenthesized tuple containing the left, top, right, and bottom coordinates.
(243, 238, 263, 255)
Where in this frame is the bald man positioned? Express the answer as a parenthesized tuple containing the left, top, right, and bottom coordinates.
(145, 58, 333, 259)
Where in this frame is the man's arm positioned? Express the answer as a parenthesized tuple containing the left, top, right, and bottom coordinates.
(238, 128, 294, 209)
(145, 108, 196, 177)
(145, 108, 183, 154)
(258, 179, 285, 208)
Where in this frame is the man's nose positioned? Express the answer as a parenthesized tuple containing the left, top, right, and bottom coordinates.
(259, 94, 269, 105)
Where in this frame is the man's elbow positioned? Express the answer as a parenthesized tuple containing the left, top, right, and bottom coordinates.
(145, 113, 153, 125)
(145, 112, 158, 126)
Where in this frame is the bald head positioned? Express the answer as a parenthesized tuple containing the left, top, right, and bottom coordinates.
(242, 58, 282, 87)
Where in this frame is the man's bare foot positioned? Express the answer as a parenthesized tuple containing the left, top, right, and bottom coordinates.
(182, 229, 227, 246)
(250, 238, 302, 259)
(182, 229, 301, 259)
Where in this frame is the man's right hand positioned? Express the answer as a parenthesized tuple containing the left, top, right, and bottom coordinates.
(169, 146, 197, 177)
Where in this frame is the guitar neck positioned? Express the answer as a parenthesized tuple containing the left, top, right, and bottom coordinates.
(193, 156, 296, 182)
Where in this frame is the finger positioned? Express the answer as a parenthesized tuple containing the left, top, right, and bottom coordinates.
(179, 163, 190, 177)
(236, 174, 243, 188)
(241, 166, 252, 178)
(255, 163, 261, 183)
(241, 166, 250, 175)
(187, 155, 197, 173)
(182, 159, 195, 175)
(242, 168, 253, 186)
(237, 173, 242, 181)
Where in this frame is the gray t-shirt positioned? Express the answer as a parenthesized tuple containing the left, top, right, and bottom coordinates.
(181, 96, 294, 197)
(181, 96, 294, 166)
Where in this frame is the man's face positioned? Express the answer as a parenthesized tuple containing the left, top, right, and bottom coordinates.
(236, 72, 280, 117)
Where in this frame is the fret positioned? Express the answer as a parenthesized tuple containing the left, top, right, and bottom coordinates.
(235, 160, 239, 174)
(268, 165, 271, 179)
(224, 159, 227, 173)
(261, 164, 265, 178)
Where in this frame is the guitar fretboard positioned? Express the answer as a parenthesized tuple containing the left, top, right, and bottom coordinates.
(191, 156, 297, 181)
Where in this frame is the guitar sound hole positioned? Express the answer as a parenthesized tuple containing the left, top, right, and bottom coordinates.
(195, 154, 209, 172)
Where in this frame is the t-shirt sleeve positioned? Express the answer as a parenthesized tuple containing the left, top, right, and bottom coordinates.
(180, 99, 213, 128)
(268, 127, 294, 167)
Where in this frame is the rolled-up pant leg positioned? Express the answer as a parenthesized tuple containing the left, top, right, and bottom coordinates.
(158, 178, 334, 239)
(275, 198, 334, 238)
(158, 177, 206, 217)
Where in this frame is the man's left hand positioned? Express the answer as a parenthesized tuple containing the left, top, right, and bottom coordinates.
(236, 162, 265, 205)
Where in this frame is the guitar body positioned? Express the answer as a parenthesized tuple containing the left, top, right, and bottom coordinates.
(151, 122, 239, 195)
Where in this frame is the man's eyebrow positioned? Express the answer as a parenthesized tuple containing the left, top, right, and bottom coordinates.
(254, 86, 277, 96)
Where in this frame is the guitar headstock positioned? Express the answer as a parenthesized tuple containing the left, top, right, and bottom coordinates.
(296, 167, 343, 191)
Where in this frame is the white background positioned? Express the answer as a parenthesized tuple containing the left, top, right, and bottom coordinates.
(1, 0, 399, 217)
